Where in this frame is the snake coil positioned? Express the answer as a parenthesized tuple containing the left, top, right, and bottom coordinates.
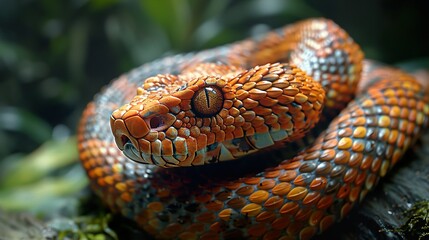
(78, 19, 429, 239)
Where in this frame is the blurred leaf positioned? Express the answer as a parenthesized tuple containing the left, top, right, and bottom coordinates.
(0, 137, 78, 188)
(0, 107, 52, 143)
(68, 18, 90, 81)
(0, 164, 87, 214)
(0, 166, 88, 214)
(139, 0, 192, 49)
(89, 0, 120, 10)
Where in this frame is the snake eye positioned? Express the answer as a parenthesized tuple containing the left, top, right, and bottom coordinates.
(191, 86, 224, 117)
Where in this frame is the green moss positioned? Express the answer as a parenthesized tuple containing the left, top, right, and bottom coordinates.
(49, 214, 117, 240)
(398, 200, 429, 239)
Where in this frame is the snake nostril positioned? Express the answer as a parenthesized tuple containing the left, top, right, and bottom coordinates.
(150, 116, 163, 129)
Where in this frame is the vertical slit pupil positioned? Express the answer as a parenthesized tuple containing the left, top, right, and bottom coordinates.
(191, 86, 223, 117)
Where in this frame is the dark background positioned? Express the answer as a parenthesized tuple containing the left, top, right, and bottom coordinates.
(0, 0, 428, 167)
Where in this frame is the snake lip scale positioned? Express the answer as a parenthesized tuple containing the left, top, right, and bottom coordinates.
(78, 18, 429, 239)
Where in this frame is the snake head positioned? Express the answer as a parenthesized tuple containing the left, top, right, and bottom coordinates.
(110, 63, 325, 167)
(110, 72, 232, 167)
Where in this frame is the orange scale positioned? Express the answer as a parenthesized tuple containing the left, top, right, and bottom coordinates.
(365, 173, 378, 190)
(258, 179, 277, 190)
(247, 223, 268, 237)
(263, 196, 284, 210)
(371, 157, 382, 173)
(316, 195, 334, 209)
(295, 207, 313, 221)
(360, 155, 373, 170)
(319, 215, 335, 232)
(173, 89, 194, 100)
(309, 177, 328, 191)
(349, 186, 362, 202)
(287, 221, 304, 237)
(215, 191, 232, 202)
(320, 149, 336, 161)
(263, 230, 282, 240)
(271, 105, 289, 115)
(206, 200, 224, 211)
(340, 202, 353, 219)
(303, 150, 321, 160)
(337, 137, 353, 150)
(302, 191, 321, 205)
(227, 197, 247, 209)
(255, 124, 269, 133)
(89, 148, 100, 158)
(338, 127, 353, 137)
(242, 177, 262, 185)
(93, 167, 104, 177)
(122, 109, 139, 119)
(209, 221, 224, 233)
(309, 209, 325, 226)
(236, 89, 249, 100)
(120, 192, 132, 202)
(279, 202, 299, 215)
(299, 226, 318, 240)
(264, 169, 281, 178)
(336, 184, 351, 199)
(224, 181, 242, 190)
(224, 92, 236, 101)
(396, 132, 406, 148)
(196, 212, 216, 223)
(349, 152, 363, 167)
(218, 208, 233, 221)
(206, 132, 216, 145)
(352, 140, 365, 152)
(104, 176, 114, 185)
(343, 168, 358, 183)
(243, 98, 259, 109)
(96, 177, 106, 187)
(163, 223, 183, 236)
(272, 216, 292, 230)
(236, 185, 255, 196)
(280, 161, 302, 170)
(272, 182, 292, 196)
(249, 190, 270, 203)
(354, 171, 367, 186)
(256, 211, 276, 222)
(406, 122, 416, 135)
(287, 187, 308, 201)
(241, 203, 262, 217)
(392, 149, 403, 166)
(278, 95, 295, 105)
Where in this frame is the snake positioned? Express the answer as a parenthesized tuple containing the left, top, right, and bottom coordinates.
(77, 18, 429, 239)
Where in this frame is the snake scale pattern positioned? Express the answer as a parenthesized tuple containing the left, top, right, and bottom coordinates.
(78, 19, 429, 239)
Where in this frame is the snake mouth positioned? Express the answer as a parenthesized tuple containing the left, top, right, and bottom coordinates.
(122, 138, 142, 163)
(122, 137, 187, 166)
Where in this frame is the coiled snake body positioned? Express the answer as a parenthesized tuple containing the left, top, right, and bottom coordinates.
(78, 19, 429, 239)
